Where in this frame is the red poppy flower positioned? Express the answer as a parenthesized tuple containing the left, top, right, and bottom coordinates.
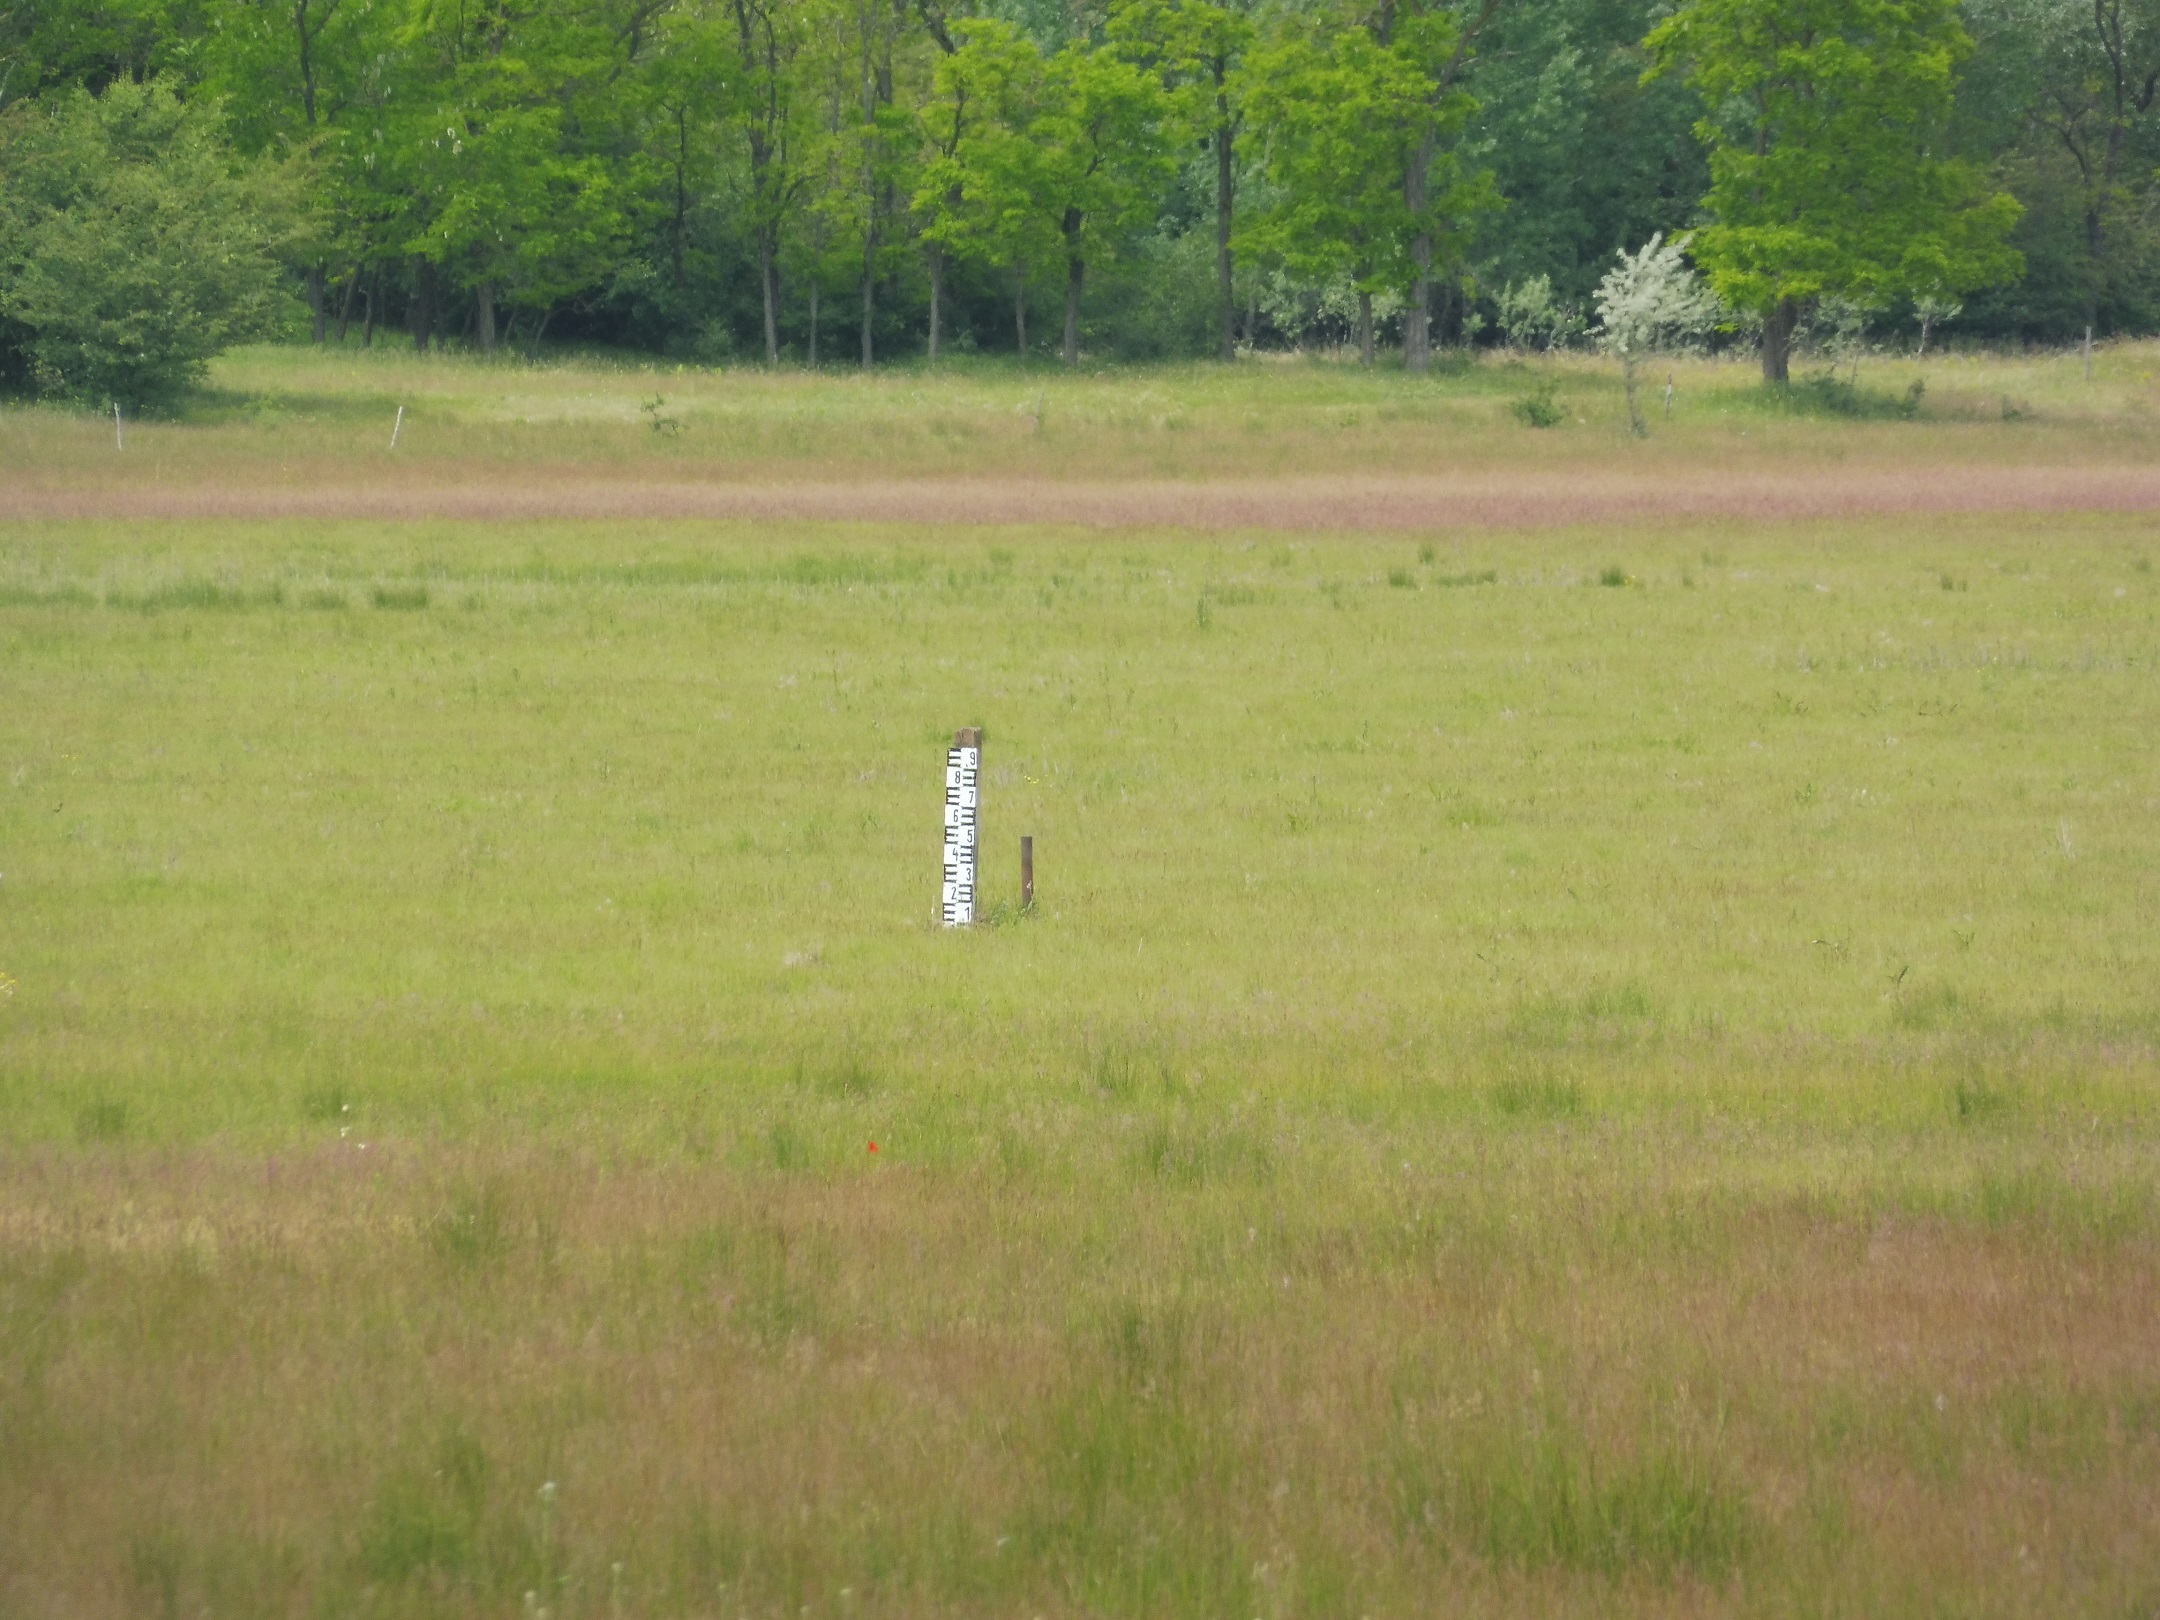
(867, 1141, 879, 1153)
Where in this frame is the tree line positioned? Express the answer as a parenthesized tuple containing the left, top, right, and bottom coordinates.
(1, 0, 2154, 403)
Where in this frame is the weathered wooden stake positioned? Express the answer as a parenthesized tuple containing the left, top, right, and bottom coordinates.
(390, 404, 405, 448)
(942, 727, 981, 927)
(113, 402, 123, 451)
(1021, 835, 1034, 909)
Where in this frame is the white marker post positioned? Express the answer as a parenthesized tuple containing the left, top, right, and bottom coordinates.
(942, 727, 981, 927)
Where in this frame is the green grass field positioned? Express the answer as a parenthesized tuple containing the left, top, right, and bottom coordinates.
(3, 345, 2158, 1618)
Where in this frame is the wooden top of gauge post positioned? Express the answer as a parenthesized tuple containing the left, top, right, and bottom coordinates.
(954, 728, 983, 748)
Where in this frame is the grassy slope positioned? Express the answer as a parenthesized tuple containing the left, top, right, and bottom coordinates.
(1, 346, 2157, 1619)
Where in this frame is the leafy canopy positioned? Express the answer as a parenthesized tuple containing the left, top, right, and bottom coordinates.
(913, 20, 1061, 281)
(1239, 0, 1489, 300)
(1645, 0, 2022, 316)
(0, 76, 286, 407)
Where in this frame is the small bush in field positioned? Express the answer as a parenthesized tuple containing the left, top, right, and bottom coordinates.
(0, 79, 285, 409)
(1510, 381, 1564, 428)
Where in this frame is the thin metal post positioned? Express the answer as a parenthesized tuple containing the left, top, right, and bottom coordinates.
(1021, 835, 1034, 909)
(390, 404, 405, 448)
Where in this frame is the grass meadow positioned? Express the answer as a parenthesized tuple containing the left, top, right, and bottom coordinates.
(3, 343, 2159, 1618)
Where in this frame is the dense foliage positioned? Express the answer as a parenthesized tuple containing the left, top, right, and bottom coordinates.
(1646, 0, 2023, 380)
(0, 77, 287, 404)
(0, 0, 2144, 384)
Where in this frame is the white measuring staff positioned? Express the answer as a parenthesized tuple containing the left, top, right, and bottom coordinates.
(941, 727, 981, 927)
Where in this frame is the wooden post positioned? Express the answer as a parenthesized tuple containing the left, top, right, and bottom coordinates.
(1021, 835, 1034, 909)
(942, 728, 981, 927)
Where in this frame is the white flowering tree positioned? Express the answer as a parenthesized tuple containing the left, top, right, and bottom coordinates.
(1594, 233, 1722, 436)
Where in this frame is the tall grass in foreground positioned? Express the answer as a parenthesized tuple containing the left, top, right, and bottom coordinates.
(5, 1133, 2156, 1617)
(0, 501, 2156, 1615)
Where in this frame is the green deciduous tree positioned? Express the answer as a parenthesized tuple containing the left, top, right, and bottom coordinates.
(0, 76, 286, 406)
(1242, 0, 1488, 366)
(915, 15, 1175, 363)
(1462, 0, 1709, 323)
(1036, 32, 1177, 363)
(801, 0, 920, 368)
(715, 0, 807, 361)
(1113, 0, 1256, 359)
(402, 0, 641, 353)
(200, 0, 381, 338)
(0, 0, 191, 106)
(1647, 0, 2024, 382)
(7, 0, 2115, 364)
(1969, 0, 2160, 336)
(914, 19, 1057, 354)
(1243, 20, 1424, 363)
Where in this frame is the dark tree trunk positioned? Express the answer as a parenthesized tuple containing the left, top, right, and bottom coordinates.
(1403, 129, 1435, 371)
(861, 258, 875, 369)
(334, 265, 360, 343)
(1357, 289, 1374, 366)
(1214, 66, 1235, 363)
(407, 259, 432, 352)
(1061, 207, 1084, 365)
(760, 233, 780, 364)
(2085, 201, 2106, 336)
(476, 281, 497, 353)
(671, 109, 690, 293)
(808, 281, 820, 366)
(1406, 244, 1431, 371)
(527, 306, 553, 360)
(1063, 257, 1083, 364)
(307, 264, 327, 344)
(1014, 266, 1028, 357)
(1762, 296, 1799, 383)
(295, 0, 319, 128)
(928, 244, 944, 362)
(363, 264, 380, 348)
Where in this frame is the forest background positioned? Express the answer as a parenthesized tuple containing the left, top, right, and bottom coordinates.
(0, 0, 2154, 386)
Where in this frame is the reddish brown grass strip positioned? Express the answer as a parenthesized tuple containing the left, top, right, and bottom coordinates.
(7, 465, 2160, 529)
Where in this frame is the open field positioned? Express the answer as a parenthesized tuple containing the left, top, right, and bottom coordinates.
(6, 342, 2160, 525)
(3, 346, 2159, 1617)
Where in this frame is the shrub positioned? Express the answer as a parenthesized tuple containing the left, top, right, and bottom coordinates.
(1774, 371, 1926, 420)
(0, 78, 286, 409)
(1510, 381, 1564, 427)
(1495, 274, 1586, 351)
